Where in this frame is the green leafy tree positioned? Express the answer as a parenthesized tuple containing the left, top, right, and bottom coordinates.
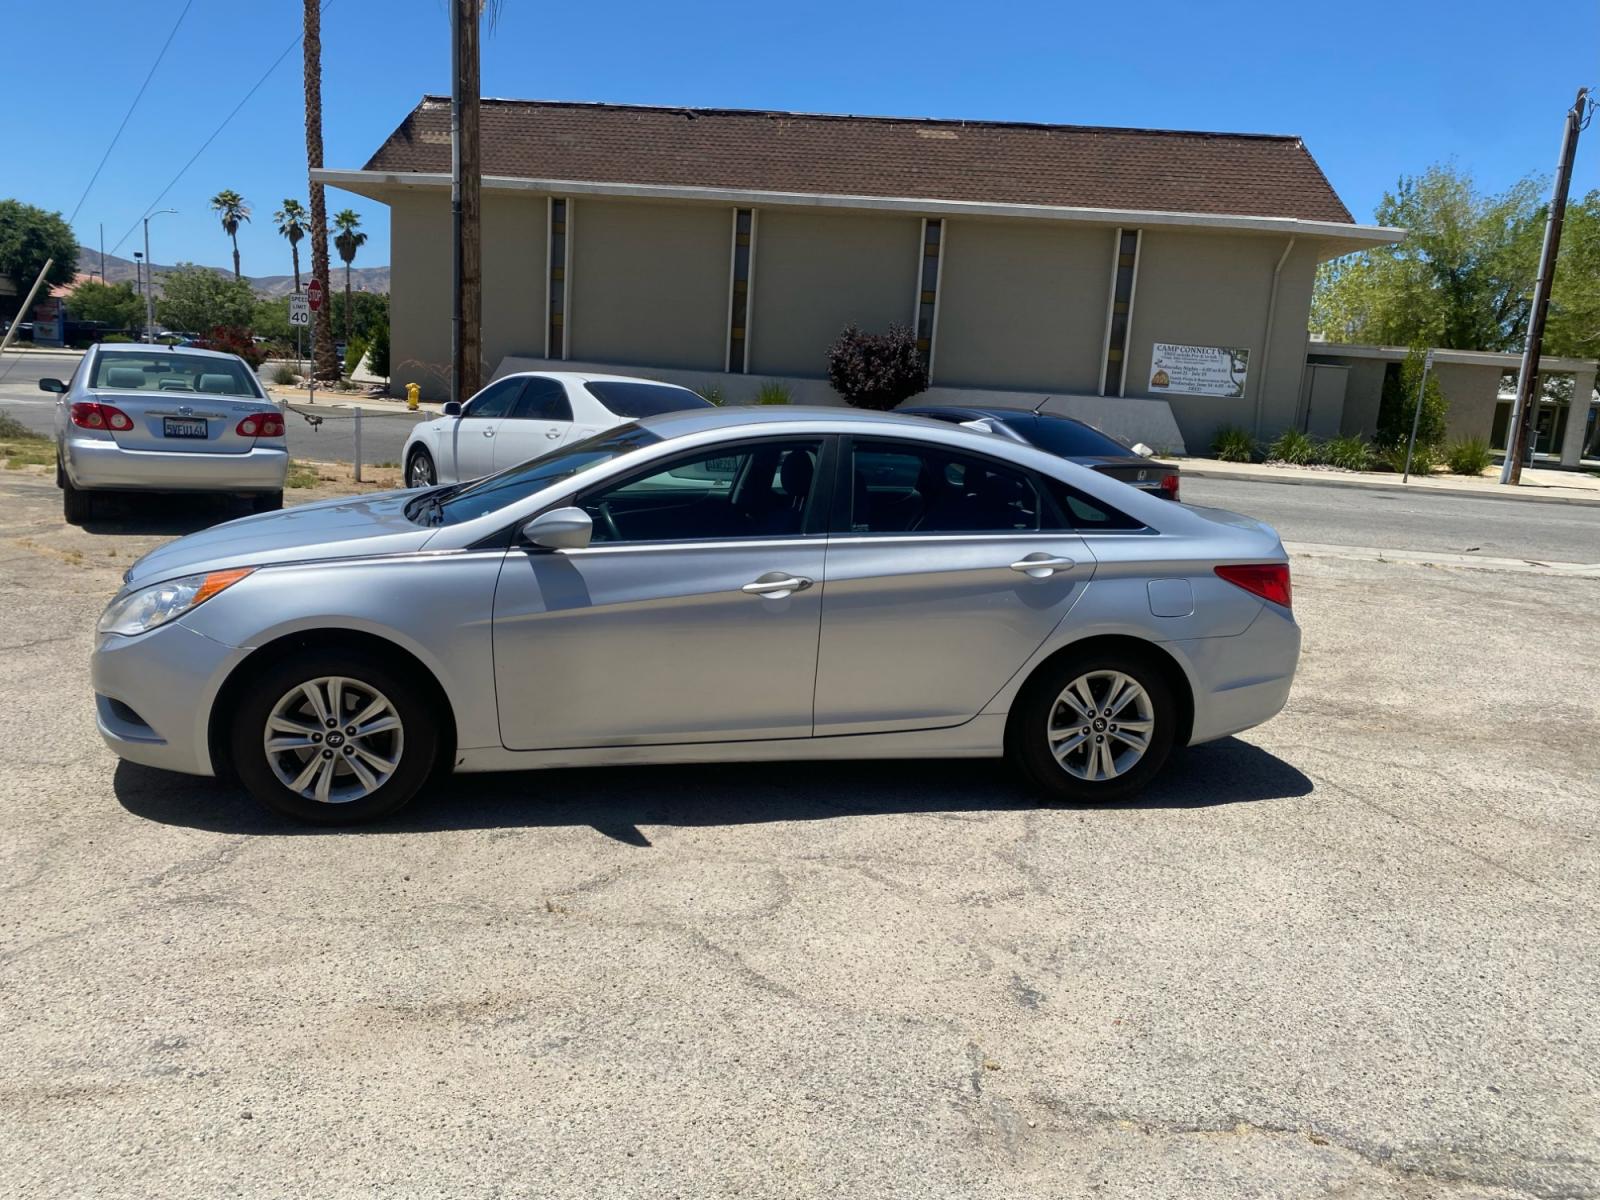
(0, 199, 77, 291)
(1313, 165, 1600, 359)
(1376, 348, 1448, 451)
(366, 311, 390, 378)
(209, 189, 251, 280)
(274, 198, 310, 292)
(332, 208, 367, 338)
(253, 295, 294, 342)
(66, 280, 143, 332)
(157, 264, 256, 333)
(329, 289, 387, 344)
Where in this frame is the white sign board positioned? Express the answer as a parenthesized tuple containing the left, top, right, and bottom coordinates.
(289, 294, 310, 327)
(1148, 342, 1250, 398)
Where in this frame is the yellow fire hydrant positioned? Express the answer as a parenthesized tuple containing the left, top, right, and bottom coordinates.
(405, 382, 420, 411)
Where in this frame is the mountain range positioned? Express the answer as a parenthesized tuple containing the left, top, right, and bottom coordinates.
(75, 246, 390, 298)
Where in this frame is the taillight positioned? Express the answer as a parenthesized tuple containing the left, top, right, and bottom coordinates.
(70, 402, 134, 432)
(1215, 563, 1291, 608)
(237, 412, 285, 438)
(1159, 472, 1180, 500)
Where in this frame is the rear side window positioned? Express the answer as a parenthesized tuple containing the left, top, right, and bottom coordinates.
(848, 439, 1045, 534)
(1042, 477, 1145, 531)
(1009, 416, 1132, 458)
(583, 381, 714, 418)
(511, 377, 572, 422)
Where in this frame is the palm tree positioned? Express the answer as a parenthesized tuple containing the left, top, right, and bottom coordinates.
(209, 190, 251, 279)
(274, 199, 310, 292)
(303, 0, 338, 381)
(332, 208, 367, 341)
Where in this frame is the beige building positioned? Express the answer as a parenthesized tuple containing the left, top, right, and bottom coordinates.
(317, 99, 1400, 453)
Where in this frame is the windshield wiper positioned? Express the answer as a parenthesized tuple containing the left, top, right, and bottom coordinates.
(405, 484, 459, 526)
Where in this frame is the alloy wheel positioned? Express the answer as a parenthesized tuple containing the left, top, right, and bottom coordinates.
(263, 676, 405, 804)
(407, 452, 435, 487)
(1046, 670, 1155, 782)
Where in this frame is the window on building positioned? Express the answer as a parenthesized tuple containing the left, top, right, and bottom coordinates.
(548, 198, 568, 359)
(916, 219, 943, 366)
(1101, 229, 1140, 395)
(727, 209, 753, 372)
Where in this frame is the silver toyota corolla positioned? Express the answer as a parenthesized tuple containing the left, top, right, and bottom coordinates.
(45, 343, 288, 525)
(92, 407, 1299, 824)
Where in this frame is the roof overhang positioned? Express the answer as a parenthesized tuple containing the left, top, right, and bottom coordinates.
(1311, 342, 1598, 372)
(313, 167, 1403, 251)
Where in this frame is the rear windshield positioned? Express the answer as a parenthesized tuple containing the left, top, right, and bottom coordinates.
(1011, 416, 1133, 458)
(430, 423, 663, 526)
(583, 381, 713, 418)
(91, 351, 261, 398)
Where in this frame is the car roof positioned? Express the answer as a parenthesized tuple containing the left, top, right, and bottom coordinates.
(499, 370, 701, 388)
(634, 404, 969, 440)
(96, 342, 241, 362)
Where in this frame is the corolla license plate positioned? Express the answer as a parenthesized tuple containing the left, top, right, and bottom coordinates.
(163, 418, 208, 439)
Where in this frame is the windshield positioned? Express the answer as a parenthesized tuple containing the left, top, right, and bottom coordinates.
(425, 423, 663, 526)
(91, 351, 262, 398)
(584, 380, 713, 418)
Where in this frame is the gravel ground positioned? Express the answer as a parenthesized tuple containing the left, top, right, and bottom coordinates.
(0, 466, 1595, 1199)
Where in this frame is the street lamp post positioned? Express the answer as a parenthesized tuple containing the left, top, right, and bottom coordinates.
(142, 209, 177, 344)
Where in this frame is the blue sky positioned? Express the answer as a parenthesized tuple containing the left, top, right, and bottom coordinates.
(11, 0, 1598, 277)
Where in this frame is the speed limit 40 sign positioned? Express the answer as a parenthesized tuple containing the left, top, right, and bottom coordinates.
(289, 294, 310, 327)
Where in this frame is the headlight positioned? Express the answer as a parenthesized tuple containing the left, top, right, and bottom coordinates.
(98, 568, 254, 636)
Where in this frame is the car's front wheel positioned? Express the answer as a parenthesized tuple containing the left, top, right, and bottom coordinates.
(229, 649, 439, 824)
(1008, 649, 1178, 804)
(405, 446, 437, 488)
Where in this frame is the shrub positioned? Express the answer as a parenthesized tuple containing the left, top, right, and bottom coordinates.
(269, 363, 298, 385)
(1323, 434, 1372, 472)
(754, 382, 792, 406)
(1445, 437, 1493, 476)
(1377, 441, 1436, 475)
(699, 383, 725, 406)
(343, 336, 368, 376)
(101, 333, 134, 344)
(194, 325, 263, 368)
(1211, 425, 1258, 462)
(826, 323, 927, 410)
(1377, 348, 1447, 452)
(366, 317, 390, 378)
(0, 413, 45, 441)
(1267, 428, 1320, 465)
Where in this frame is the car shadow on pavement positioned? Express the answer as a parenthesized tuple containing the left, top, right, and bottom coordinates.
(114, 738, 1312, 840)
(80, 492, 252, 536)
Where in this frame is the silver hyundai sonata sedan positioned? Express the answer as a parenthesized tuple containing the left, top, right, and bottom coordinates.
(92, 407, 1299, 824)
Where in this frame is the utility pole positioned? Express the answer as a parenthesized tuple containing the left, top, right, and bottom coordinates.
(451, 0, 483, 405)
(99, 224, 105, 284)
(142, 210, 177, 343)
(1501, 87, 1591, 485)
(133, 252, 143, 299)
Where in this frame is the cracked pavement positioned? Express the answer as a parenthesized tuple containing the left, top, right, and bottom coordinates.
(0, 467, 1596, 1199)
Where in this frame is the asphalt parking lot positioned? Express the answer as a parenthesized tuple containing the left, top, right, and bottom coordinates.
(1, 467, 1596, 1199)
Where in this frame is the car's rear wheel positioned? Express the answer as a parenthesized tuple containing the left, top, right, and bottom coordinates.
(62, 477, 94, 525)
(251, 490, 284, 514)
(1008, 650, 1177, 804)
(405, 447, 436, 488)
(229, 649, 438, 825)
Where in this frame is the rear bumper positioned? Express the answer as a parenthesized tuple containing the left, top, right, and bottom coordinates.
(65, 437, 287, 493)
(1175, 602, 1301, 745)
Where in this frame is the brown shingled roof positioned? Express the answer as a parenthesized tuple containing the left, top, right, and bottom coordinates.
(361, 98, 1355, 225)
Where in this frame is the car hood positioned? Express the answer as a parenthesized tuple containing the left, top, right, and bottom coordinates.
(122, 490, 437, 588)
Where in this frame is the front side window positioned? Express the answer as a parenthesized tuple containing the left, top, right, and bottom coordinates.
(90, 352, 261, 397)
(583, 380, 713, 419)
(848, 439, 1044, 534)
(581, 440, 822, 543)
(511, 377, 572, 422)
(431, 424, 662, 526)
(464, 377, 525, 419)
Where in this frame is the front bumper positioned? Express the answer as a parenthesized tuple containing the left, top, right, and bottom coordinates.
(91, 620, 245, 776)
(1176, 602, 1301, 745)
(65, 437, 288, 493)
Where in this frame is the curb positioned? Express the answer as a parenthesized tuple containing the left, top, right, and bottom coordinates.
(1183, 467, 1600, 509)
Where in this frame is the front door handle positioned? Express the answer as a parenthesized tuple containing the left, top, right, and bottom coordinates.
(742, 572, 814, 598)
(1010, 553, 1076, 578)
(483, 428, 495, 437)
(545, 428, 563, 439)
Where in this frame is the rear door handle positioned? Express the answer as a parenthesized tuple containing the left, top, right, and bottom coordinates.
(742, 573, 813, 598)
(1010, 553, 1076, 578)
(545, 428, 563, 439)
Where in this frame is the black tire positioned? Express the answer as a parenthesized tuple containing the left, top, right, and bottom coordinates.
(55, 453, 65, 489)
(405, 446, 436, 488)
(62, 477, 93, 525)
(1007, 648, 1179, 804)
(229, 648, 439, 825)
(251, 490, 284, 514)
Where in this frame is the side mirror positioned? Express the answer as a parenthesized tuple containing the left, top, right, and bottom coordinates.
(442, 401, 463, 417)
(39, 378, 66, 394)
(1131, 442, 1155, 458)
(520, 506, 592, 551)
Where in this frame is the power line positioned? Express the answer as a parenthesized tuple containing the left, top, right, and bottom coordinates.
(67, 0, 195, 227)
(107, 0, 336, 261)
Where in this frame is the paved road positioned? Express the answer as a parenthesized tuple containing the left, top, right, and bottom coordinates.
(6, 350, 1596, 561)
(1, 467, 1596, 1198)
(0, 351, 424, 466)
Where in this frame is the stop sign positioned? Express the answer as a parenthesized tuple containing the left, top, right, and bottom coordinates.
(307, 278, 323, 311)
